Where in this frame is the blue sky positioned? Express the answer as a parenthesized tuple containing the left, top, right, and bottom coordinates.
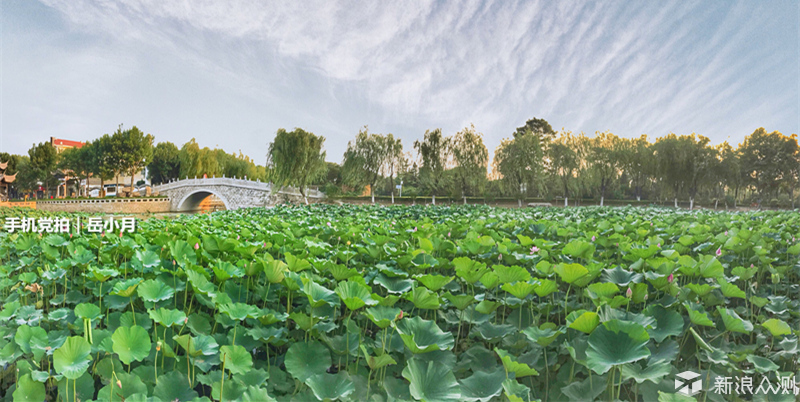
(1, 1, 798, 164)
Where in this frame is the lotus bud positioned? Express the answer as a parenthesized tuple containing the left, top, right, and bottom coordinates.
(626, 288, 633, 298)
(156, 341, 162, 352)
(724, 231, 728, 236)
(327, 222, 331, 227)
(397, 310, 404, 320)
(448, 231, 451, 237)
(194, 243, 199, 250)
(668, 273, 674, 283)
(716, 247, 722, 257)
(643, 293, 648, 301)
(69, 233, 73, 238)
(591, 235, 596, 242)
(101, 232, 105, 237)
(184, 317, 189, 324)
(750, 264, 754, 268)
(498, 254, 502, 261)
(119, 231, 123, 238)
(657, 243, 660, 248)
(117, 379, 122, 389)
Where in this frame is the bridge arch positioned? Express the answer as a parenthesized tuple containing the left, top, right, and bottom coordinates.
(175, 189, 233, 212)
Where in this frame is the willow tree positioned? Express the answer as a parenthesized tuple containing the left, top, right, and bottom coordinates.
(450, 124, 488, 203)
(587, 131, 622, 207)
(341, 127, 390, 203)
(267, 128, 327, 204)
(549, 131, 582, 206)
(414, 128, 450, 205)
(493, 129, 544, 207)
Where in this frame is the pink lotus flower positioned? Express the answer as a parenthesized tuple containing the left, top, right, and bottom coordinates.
(626, 288, 633, 298)
(263, 242, 267, 247)
(724, 231, 728, 236)
(237, 235, 240, 240)
(498, 254, 502, 261)
(327, 222, 331, 227)
(530, 246, 539, 254)
(716, 247, 722, 257)
(657, 243, 660, 248)
(668, 273, 674, 283)
(750, 264, 754, 268)
(413, 227, 418, 232)
(447, 231, 451, 237)
(591, 235, 596, 242)
(194, 243, 199, 250)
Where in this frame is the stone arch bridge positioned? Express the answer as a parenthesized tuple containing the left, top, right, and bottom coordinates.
(152, 177, 324, 211)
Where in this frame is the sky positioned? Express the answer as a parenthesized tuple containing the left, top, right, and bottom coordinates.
(1, 1, 798, 165)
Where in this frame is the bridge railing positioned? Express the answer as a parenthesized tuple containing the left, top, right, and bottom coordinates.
(151, 177, 325, 198)
(152, 176, 272, 192)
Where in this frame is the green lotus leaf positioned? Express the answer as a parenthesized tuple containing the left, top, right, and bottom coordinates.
(645, 305, 684, 343)
(335, 280, 377, 311)
(683, 302, 715, 327)
(685, 283, 714, 297)
(416, 274, 454, 291)
(302, 279, 340, 308)
(475, 300, 500, 315)
(285, 252, 312, 272)
(149, 308, 187, 328)
(241, 386, 277, 402)
(717, 307, 753, 334)
(289, 312, 315, 331)
(453, 257, 489, 284)
(374, 274, 414, 294)
(306, 372, 356, 401)
(54, 336, 92, 380)
(247, 326, 288, 344)
(567, 311, 600, 334)
(473, 322, 516, 341)
(395, 316, 454, 353)
(137, 279, 175, 303)
(479, 272, 499, 289)
(220, 344, 252, 375)
(365, 306, 402, 329)
(405, 287, 440, 310)
(326, 263, 359, 281)
(554, 263, 589, 284)
(585, 320, 651, 374)
(153, 370, 199, 401)
(563, 239, 595, 260)
(495, 348, 538, 377)
(492, 265, 531, 284)
(698, 256, 724, 278)
(213, 260, 244, 282)
(533, 278, 558, 297)
(402, 359, 461, 402)
(620, 360, 672, 384)
(561, 374, 606, 402)
(112, 325, 151, 365)
(13, 374, 46, 402)
(442, 292, 475, 310)
(522, 325, 564, 347)
(285, 341, 331, 382)
(15, 325, 49, 360)
(219, 302, 261, 321)
(601, 266, 643, 286)
(87, 267, 119, 282)
(500, 282, 536, 299)
(586, 282, 619, 299)
(263, 259, 288, 283)
(111, 277, 143, 297)
(459, 367, 506, 402)
(74, 303, 102, 321)
(363, 351, 397, 370)
(412, 252, 438, 267)
(173, 334, 218, 357)
(745, 355, 779, 373)
(133, 249, 161, 269)
(762, 318, 792, 337)
(717, 278, 746, 299)
(371, 292, 400, 306)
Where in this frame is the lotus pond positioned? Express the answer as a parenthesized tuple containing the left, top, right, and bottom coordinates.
(0, 205, 798, 401)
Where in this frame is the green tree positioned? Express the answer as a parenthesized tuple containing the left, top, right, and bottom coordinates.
(738, 128, 799, 206)
(414, 128, 450, 204)
(267, 128, 327, 204)
(148, 142, 181, 184)
(117, 126, 155, 189)
(513, 117, 556, 141)
(587, 132, 622, 206)
(87, 136, 116, 196)
(341, 127, 390, 203)
(620, 135, 653, 202)
(179, 139, 222, 179)
(549, 131, 582, 206)
(382, 134, 404, 200)
(653, 134, 684, 207)
(682, 134, 715, 210)
(58, 146, 92, 197)
(450, 124, 488, 203)
(27, 142, 59, 197)
(493, 130, 544, 207)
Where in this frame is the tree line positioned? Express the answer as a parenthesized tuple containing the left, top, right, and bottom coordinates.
(268, 118, 799, 208)
(2, 118, 797, 208)
(0, 125, 266, 198)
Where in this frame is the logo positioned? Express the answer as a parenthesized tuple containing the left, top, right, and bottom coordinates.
(676, 371, 702, 396)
